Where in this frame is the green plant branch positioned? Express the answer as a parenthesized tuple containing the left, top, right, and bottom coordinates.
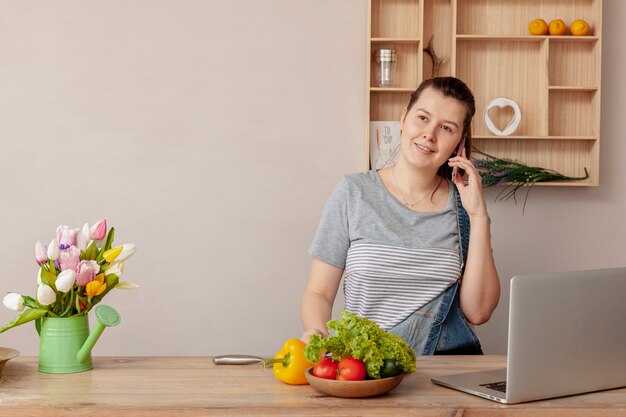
(472, 148, 589, 213)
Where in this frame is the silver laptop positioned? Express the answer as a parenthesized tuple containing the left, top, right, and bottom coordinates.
(432, 267, 626, 404)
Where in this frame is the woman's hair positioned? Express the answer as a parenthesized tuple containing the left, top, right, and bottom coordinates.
(405, 77, 476, 182)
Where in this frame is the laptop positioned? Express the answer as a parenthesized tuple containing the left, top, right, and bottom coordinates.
(431, 267, 626, 404)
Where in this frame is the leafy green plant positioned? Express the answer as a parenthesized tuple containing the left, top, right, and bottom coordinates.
(473, 149, 589, 213)
(304, 311, 416, 379)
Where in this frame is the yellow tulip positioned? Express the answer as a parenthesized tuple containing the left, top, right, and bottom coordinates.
(86, 280, 107, 301)
(102, 246, 123, 263)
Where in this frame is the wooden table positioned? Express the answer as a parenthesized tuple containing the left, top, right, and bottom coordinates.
(0, 355, 625, 416)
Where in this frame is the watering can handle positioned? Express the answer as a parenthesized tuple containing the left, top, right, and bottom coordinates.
(76, 305, 121, 364)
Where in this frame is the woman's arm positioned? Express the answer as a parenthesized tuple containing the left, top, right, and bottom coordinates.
(459, 215, 500, 324)
(449, 149, 501, 325)
(300, 258, 343, 342)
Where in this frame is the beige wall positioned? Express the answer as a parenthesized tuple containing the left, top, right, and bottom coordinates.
(0, 1, 623, 356)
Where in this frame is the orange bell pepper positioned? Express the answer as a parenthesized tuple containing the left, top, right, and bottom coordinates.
(263, 338, 312, 385)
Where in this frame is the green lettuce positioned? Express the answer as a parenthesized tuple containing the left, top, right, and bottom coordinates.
(303, 311, 417, 379)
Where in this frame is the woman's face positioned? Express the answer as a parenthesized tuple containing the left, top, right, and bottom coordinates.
(399, 87, 467, 172)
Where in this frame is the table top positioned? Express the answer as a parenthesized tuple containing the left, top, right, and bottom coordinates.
(1, 355, 625, 416)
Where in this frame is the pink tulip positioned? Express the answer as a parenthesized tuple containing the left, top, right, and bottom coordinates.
(90, 219, 107, 240)
(57, 246, 81, 271)
(35, 241, 48, 265)
(75, 260, 101, 286)
(56, 225, 79, 250)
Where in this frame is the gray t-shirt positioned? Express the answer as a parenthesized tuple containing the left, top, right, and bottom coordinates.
(309, 170, 462, 330)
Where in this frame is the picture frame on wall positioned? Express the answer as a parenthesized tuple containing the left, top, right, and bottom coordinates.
(369, 121, 401, 170)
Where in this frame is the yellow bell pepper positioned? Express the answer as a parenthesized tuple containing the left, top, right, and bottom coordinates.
(263, 338, 312, 385)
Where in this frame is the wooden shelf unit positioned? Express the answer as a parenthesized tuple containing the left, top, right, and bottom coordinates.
(366, 0, 602, 186)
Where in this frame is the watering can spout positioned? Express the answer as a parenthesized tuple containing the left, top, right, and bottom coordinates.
(76, 305, 121, 364)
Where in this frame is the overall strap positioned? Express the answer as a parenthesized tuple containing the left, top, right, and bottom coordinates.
(453, 186, 470, 269)
(435, 186, 482, 354)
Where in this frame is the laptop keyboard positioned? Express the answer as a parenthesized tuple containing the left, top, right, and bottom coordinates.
(480, 381, 507, 393)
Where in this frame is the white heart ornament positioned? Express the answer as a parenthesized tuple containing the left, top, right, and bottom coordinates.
(483, 97, 521, 136)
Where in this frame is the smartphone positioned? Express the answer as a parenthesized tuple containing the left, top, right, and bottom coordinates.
(451, 137, 466, 182)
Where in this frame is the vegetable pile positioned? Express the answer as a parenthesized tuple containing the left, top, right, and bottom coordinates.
(304, 311, 417, 379)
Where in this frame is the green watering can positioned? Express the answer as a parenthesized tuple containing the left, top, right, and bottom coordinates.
(36, 305, 121, 374)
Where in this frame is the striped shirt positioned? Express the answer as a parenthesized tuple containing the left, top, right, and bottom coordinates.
(344, 243, 461, 329)
(309, 171, 462, 330)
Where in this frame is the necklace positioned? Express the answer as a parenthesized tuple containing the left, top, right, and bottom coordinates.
(392, 165, 437, 209)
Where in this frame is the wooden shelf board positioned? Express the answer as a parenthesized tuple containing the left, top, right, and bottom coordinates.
(548, 86, 598, 92)
(489, 180, 597, 188)
(456, 35, 599, 42)
(473, 135, 598, 141)
(501, 179, 596, 187)
(370, 87, 415, 93)
(456, 35, 545, 42)
(548, 36, 599, 42)
(370, 37, 420, 44)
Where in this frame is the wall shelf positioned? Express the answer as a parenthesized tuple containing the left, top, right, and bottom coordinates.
(366, 0, 602, 186)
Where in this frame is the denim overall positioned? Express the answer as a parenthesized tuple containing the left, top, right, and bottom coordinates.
(388, 188, 483, 355)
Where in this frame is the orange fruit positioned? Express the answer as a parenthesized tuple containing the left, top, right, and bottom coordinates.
(548, 19, 567, 35)
(570, 19, 590, 36)
(528, 19, 549, 36)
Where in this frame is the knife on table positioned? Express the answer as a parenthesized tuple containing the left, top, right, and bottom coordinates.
(212, 354, 267, 365)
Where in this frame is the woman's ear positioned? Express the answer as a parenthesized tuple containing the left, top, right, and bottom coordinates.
(400, 107, 408, 124)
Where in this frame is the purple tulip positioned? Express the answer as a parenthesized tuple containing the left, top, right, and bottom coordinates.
(35, 241, 48, 265)
(56, 225, 79, 250)
(75, 260, 101, 286)
(57, 246, 81, 272)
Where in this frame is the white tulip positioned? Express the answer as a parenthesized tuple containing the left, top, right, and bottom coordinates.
(37, 268, 43, 285)
(3, 293, 25, 311)
(46, 238, 59, 261)
(55, 270, 77, 293)
(105, 261, 124, 277)
(115, 281, 139, 290)
(77, 223, 90, 251)
(37, 284, 56, 306)
(115, 244, 136, 262)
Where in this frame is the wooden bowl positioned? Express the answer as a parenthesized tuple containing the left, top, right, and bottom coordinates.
(305, 367, 404, 398)
(0, 347, 20, 378)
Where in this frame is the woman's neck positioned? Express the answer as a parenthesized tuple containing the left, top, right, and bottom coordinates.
(393, 159, 440, 196)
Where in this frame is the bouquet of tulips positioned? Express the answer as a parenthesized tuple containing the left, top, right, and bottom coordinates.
(1, 219, 138, 333)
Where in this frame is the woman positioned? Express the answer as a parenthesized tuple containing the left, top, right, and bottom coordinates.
(300, 77, 500, 355)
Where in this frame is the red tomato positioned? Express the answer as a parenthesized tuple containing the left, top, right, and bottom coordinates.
(312, 357, 338, 380)
(337, 357, 366, 381)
